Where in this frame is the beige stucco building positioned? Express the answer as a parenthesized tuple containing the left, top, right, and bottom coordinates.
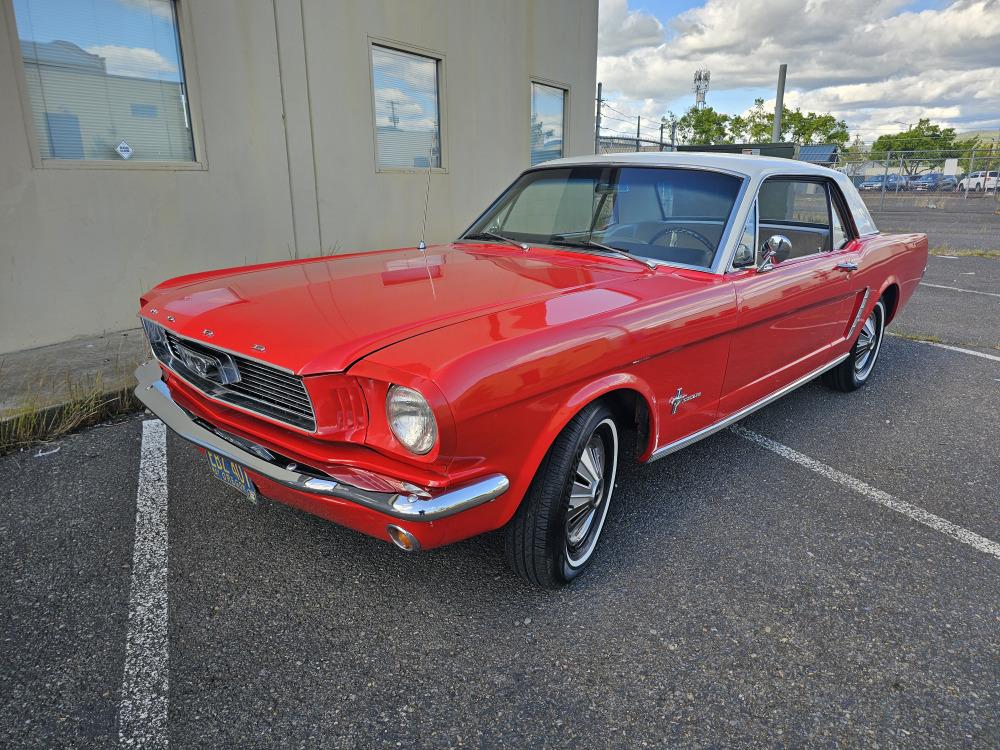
(0, 0, 598, 354)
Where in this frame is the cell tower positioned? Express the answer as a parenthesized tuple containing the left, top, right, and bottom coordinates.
(693, 69, 710, 110)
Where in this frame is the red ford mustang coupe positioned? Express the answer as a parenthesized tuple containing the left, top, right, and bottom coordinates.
(136, 153, 927, 587)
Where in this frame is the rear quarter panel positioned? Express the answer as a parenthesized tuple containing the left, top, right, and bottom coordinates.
(852, 231, 928, 325)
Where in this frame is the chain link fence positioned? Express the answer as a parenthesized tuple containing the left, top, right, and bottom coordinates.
(831, 147, 1000, 250)
(832, 148, 1000, 212)
(598, 135, 674, 154)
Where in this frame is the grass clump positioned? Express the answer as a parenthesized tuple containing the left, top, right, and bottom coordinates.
(0, 343, 143, 456)
(929, 247, 1000, 259)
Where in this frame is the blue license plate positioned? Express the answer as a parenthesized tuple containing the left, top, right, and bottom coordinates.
(206, 450, 257, 502)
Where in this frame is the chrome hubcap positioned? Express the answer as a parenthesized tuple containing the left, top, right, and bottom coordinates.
(854, 304, 883, 380)
(565, 419, 618, 567)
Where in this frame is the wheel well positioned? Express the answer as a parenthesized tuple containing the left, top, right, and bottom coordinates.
(881, 283, 900, 323)
(597, 388, 652, 462)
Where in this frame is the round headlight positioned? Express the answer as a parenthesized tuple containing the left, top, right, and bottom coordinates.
(386, 385, 438, 455)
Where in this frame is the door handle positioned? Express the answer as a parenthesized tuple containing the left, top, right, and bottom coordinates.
(835, 261, 859, 271)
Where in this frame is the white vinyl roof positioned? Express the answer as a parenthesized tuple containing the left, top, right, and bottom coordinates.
(538, 150, 840, 180)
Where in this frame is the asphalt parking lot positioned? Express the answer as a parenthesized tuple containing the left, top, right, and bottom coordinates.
(2, 258, 998, 748)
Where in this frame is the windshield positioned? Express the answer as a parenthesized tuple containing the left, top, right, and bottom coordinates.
(462, 166, 744, 269)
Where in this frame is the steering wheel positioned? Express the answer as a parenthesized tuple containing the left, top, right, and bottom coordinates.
(647, 226, 716, 254)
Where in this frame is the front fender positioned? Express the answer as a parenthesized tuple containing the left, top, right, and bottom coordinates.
(489, 372, 659, 527)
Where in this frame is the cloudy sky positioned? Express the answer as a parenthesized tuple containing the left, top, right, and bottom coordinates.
(598, 0, 1000, 143)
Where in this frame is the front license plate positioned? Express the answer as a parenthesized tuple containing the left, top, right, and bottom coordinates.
(206, 450, 258, 502)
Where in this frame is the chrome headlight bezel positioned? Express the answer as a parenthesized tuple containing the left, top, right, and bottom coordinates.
(386, 384, 438, 455)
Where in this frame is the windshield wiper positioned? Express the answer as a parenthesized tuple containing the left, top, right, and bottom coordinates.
(463, 230, 528, 250)
(549, 237, 656, 270)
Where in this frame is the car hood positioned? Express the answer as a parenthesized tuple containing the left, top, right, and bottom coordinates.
(141, 243, 641, 374)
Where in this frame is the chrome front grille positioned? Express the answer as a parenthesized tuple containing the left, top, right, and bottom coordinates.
(160, 330, 316, 432)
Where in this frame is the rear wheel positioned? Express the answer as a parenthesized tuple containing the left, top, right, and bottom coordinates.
(822, 298, 886, 392)
(505, 402, 619, 588)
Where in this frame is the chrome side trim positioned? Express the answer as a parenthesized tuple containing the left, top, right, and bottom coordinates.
(134, 361, 509, 521)
(647, 352, 850, 463)
(846, 287, 871, 340)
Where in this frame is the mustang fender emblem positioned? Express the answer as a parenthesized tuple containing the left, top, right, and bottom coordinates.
(669, 387, 701, 415)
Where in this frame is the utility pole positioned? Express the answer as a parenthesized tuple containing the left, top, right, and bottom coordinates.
(771, 63, 787, 143)
(659, 118, 666, 151)
(594, 82, 602, 155)
(670, 116, 677, 150)
(636, 116, 641, 152)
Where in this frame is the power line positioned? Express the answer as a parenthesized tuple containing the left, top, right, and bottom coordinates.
(600, 103, 664, 132)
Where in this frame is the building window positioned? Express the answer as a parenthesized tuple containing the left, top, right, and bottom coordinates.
(12, 0, 195, 162)
(371, 44, 442, 170)
(530, 82, 566, 166)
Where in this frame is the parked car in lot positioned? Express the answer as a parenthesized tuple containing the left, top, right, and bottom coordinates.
(958, 170, 999, 191)
(858, 173, 909, 191)
(136, 153, 928, 586)
(911, 173, 958, 192)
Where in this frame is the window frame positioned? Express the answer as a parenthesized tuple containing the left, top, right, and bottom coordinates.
(528, 76, 569, 167)
(828, 181, 856, 250)
(751, 175, 855, 266)
(367, 36, 447, 174)
(3, 0, 208, 171)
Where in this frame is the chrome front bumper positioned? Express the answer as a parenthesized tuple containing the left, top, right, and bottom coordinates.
(134, 361, 509, 521)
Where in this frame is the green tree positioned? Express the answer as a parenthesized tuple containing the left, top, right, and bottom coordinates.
(728, 98, 773, 143)
(725, 98, 849, 146)
(677, 106, 730, 145)
(783, 110, 849, 146)
(869, 119, 979, 175)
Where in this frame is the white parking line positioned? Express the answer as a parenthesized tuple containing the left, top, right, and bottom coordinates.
(731, 425, 1000, 562)
(919, 282, 1000, 298)
(887, 333, 1000, 363)
(119, 419, 169, 749)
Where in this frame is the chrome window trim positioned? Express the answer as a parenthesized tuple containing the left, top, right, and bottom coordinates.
(727, 198, 759, 272)
(458, 163, 750, 276)
(724, 173, 852, 272)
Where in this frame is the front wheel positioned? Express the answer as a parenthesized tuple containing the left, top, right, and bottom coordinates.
(822, 298, 886, 392)
(505, 402, 619, 588)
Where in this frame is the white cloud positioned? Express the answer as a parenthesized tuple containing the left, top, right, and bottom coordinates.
(598, 0, 664, 56)
(116, 0, 174, 22)
(86, 45, 177, 79)
(598, 0, 1000, 141)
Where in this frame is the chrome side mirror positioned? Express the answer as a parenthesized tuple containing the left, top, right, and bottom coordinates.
(757, 234, 792, 272)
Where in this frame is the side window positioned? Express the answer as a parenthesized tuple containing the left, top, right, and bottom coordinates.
(758, 179, 832, 259)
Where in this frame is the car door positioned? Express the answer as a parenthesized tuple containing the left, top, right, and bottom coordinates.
(720, 177, 857, 413)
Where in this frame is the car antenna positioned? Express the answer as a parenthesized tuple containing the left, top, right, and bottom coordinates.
(418, 154, 437, 299)
(418, 155, 432, 252)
